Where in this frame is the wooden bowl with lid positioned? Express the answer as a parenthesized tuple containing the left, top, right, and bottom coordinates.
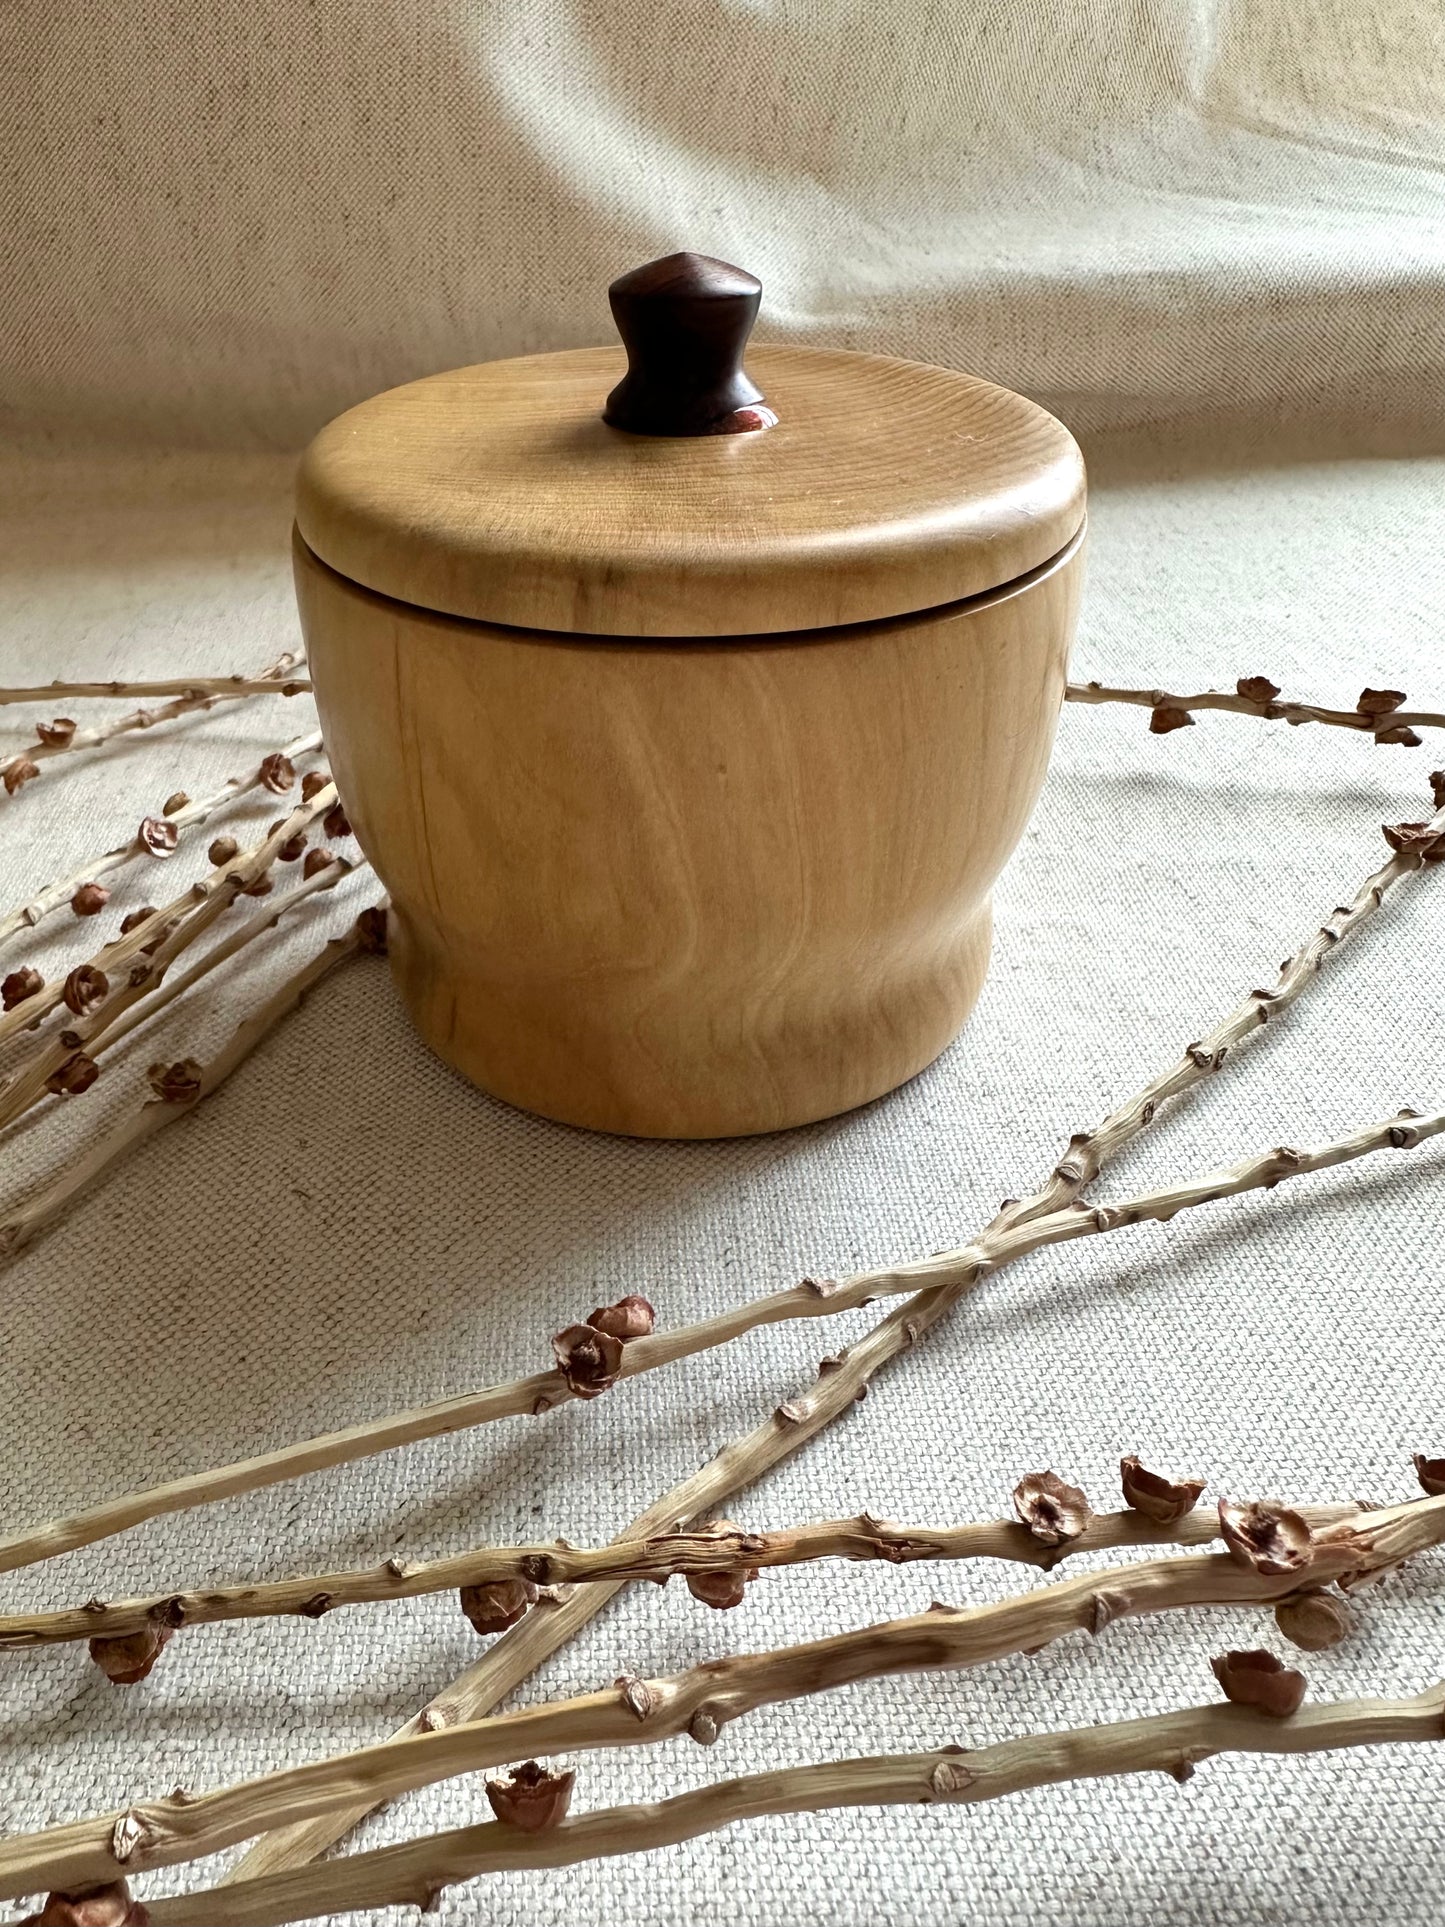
(293, 253, 1086, 1138)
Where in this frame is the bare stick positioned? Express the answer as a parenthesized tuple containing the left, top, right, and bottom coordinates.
(2, 1492, 1438, 1899)
(1, 1095, 1435, 1581)
(215, 801, 1445, 1880)
(0, 916, 377, 1265)
(144, 1684, 1445, 1927)
(3, 1102, 1436, 1635)
(0, 731, 324, 950)
(0, 788, 339, 1132)
(0, 676, 311, 705)
(1, 651, 304, 796)
(1065, 677, 1445, 741)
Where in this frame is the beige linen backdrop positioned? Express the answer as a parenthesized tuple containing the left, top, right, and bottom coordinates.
(3, 6, 1445, 1926)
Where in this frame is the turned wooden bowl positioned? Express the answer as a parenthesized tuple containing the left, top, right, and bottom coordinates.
(293, 254, 1086, 1138)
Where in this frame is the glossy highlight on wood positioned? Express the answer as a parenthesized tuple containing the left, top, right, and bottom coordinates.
(294, 528, 1084, 1137)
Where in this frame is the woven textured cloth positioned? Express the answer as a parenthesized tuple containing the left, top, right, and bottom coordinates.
(3, 3, 1445, 1923)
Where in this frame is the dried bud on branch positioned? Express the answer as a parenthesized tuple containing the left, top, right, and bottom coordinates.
(1431, 771, 1445, 810)
(36, 717, 78, 748)
(1274, 1590, 1351, 1651)
(21, 1879, 149, 1926)
(1119, 1454, 1206, 1524)
(208, 835, 239, 867)
(324, 801, 352, 840)
(355, 906, 388, 954)
(484, 1759, 575, 1833)
(147, 1059, 204, 1105)
(161, 791, 190, 816)
(2, 966, 43, 1010)
(46, 1053, 99, 1097)
(1356, 687, 1406, 717)
(684, 1523, 759, 1609)
(460, 1577, 538, 1636)
(551, 1324, 624, 1398)
(240, 874, 274, 898)
(1218, 1499, 1314, 1575)
(62, 965, 110, 1017)
(1149, 703, 1194, 735)
(277, 831, 307, 862)
(258, 752, 296, 794)
(71, 882, 110, 917)
(586, 1294, 656, 1341)
(88, 1622, 172, 1685)
(1413, 1453, 1445, 1497)
(302, 846, 335, 878)
(1210, 1648, 1306, 1718)
(1373, 724, 1422, 747)
(4, 756, 40, 794)
(119, 906, 157, 935)
(1012, 1471, 1092, 1546)
(301, 769, 331, 802)
(1236, 676, 1281, 704)
(138, 816, 179, 859)
(1382, 821, 1445, 861)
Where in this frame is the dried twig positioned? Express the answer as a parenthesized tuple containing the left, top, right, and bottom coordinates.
(0, 788, 338, 1132)
(1065, 677, 1445, 743)
(0, 732, 324, 951)
(216, 798, 1445, 1879)
(2, 1491, 1438, 1899)
(1, 652, 305, 797)
(0, 912, 380, 1264)
(1, 1099, 1435, 1582)
(2, 1099, 1437, 1623)
(0, 676, 311, 705)
(140, 1683, 1445, 1926)
(0, 1482, 1372, 1650)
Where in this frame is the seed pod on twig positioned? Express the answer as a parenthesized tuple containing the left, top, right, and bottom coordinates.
(147, 1060, 204, 1105)
(161, 791, 190, 816)
(1382, 821, 1445, 861)
(1210, 1648, 1306, 1717)
(88, 1622, 172, 1685)
(587, 1294, 656, 1341)
(1274, 1590, 1351, 1651)
(46, 1053, 100, 1097)
(119, 906, 157, 935)
(1012, 1471, 1092, 1546)
(1218, 1498, 1314, 1576)
(355, 906, 388, 954)
(241, 874, 274, 897)
(138, 816, 179, 859)
(1236, 676, 1280, 703)
(324, 800, 352, 840)
(1119, 1454, 1206, 1524)
(3, 756, 41, 794)
(2, 966, 43, 1010)
(71, 882, 110, 917)
(302, 845, 335, 878)
(1430, 771, 1445, 810)
(1356, 687, 1406, 717)
(258, 752, 295, 794)
(1374, 725, 1422, 747)
(20, 1878, 149, 1925)
(36, 717, 78, 748)
(208, 835, 239, 867)
(301, 769, 332, 802)
(484, 1759, 575, 1833)
(460, 1578, 538, 1636)
(1413, 1453, 1445, 1496)
(1149, 703, 1194, 735)
(551, 1323, 624, 1398)
(62, 965, 109, 1017)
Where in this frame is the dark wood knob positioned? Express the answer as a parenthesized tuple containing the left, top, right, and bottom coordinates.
(603, 252, 774, 437)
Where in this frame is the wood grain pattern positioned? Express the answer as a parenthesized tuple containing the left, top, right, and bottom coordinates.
(294, 527, 1084, 1137)
(296, 344, 1085, 638)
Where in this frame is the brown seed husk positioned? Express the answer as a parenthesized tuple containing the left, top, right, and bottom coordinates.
(1012, 1470, 1092, 1545)
(1149, 704, 1194, 735)
(208, 835, 239, 866)
(484, 1759, 575, 1833)
(259, 752, 296, 794)
(1236, 676, 1281, 703)
(459, 1578, 538, 1636)
(1413, 1453, 1445, 1496)
(89, 1623, 172, 1686)
(302, 845, 335, 878)
(138, 816, 179, 858)
(1, 966, 44, 1010)
(71, 881, 111, 917)
(1274, 1591, 1351, 1652)
(36, 717, 77, 748)
(1218, 1498, 1314, 1575)
(62, 965, 109, 1017)
(1119, 1453, 1206, 1524)
(587, 1294, 656, 1341)
(1210, 1648, 1306, 1717)
(552, 1323, 624, 1398)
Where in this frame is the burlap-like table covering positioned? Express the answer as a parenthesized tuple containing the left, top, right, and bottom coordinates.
(3, 4, 1443, 1921)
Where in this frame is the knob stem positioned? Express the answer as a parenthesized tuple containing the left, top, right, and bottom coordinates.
(603, 253, 770, 436)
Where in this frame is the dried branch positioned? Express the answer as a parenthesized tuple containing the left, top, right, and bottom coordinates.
(2, 1097, 1437, 1629)
(0, 732, 324, 952)
(0, 676, 311, 706)
(1, 651, 304, 797)
(0, 912, 379, 1265)
(2, 1491, 1439, 1899)
(2, 1096, 1435, 1582)
(216, 796, 1445, 1880)
(1065, 677, 1445, 743)
(140, 1684, 1445, 1926)
(0, 1480, 1373, 1650)
(0, 788, 339, 1133)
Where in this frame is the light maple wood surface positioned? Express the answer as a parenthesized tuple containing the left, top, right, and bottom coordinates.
(296, 344, 1085, 638)
(294, 526, 1084, 1138)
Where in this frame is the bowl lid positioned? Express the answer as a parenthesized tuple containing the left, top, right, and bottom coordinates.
(296, 253, 1085, 638)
